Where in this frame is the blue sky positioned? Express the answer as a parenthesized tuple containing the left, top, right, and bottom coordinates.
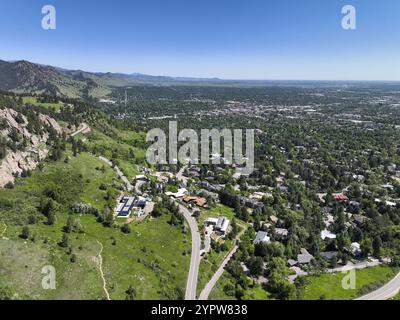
(0, 0, 399, 80)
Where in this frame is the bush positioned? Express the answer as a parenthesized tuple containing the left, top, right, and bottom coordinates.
(121, 224, 131, 234)
(20, 226, 30, 239)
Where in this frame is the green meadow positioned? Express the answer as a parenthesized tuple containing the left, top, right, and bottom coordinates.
(303, 266, 399, 300)
(0, 151, 190, 299)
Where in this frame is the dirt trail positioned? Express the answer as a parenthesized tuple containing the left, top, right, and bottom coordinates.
(0, 222, 6, 238)
(96, 240, 111, 300)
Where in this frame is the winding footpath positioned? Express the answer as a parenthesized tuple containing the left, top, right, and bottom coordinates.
(96, 240, 111, 300)
(178, 204, 201, 300)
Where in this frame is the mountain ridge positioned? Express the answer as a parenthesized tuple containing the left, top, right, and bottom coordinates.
(2, 59, 398, 100)
(0, 59, 230, 98)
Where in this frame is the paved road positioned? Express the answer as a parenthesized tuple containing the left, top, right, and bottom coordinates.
(178, 204, 201, 300)
(199, 245, 239, 300)
(356, 271, 400, 300)
(98, 156, 133, 191)
(71, 123, 89, 137)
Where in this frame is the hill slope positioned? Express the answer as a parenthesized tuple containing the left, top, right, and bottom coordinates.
(0, 59, 231, 99)
(0, 60, 111, 98)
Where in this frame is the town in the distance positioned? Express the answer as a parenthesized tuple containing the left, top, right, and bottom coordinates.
(0, 58, 399, 300)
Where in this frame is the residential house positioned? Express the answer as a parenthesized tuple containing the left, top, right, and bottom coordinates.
(253, 231, 271, 244)
(275, 228, 289, 238)
(165, 188, 188, 199)
(353, 214, 370, 226)
(321, 251, 339, 261)
(297, 248, 314, 264)
(320, 229, 337, 240)
(183, 196, 207, 207)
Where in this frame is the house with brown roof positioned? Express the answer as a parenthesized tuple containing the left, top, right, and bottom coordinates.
(183, 196, 207, 207)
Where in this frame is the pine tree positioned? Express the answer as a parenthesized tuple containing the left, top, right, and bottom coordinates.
(59, 233, 70, 248)
(21, 226, 30, 239)
(125, 285, 136, 300)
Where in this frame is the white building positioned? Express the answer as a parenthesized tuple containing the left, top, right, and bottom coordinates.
(321, 229, 337, 240)
(165, 188, 188, 198)
(205, 216, 230, 235)
(253, 231, 270, 244)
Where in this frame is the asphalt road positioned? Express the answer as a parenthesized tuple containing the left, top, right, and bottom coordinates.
(71, 123, 89, 137)
(179, 204, 201, 300)
(199, 245, 238, 300)
(356, 271, 400, 300)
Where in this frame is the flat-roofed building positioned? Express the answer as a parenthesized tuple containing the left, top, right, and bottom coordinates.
(116, 196, 136, 217)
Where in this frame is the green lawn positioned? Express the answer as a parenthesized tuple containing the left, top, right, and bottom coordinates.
(209, 272, 268, 300)
(303, 266, 399, 300)
(208, 273, 236, 300)
(242, 284, 269, 300)
(199, 204, 235, 226)
(82, 129, 146, 177)
(22, 96, 64, 112)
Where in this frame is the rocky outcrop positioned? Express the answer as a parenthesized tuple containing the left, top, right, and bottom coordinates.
(38, 113, 62, 134)
(0, 108, 63, 187)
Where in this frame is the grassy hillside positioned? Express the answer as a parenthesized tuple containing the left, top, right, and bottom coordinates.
(22, 96, 64, 112)
(0, 150, 190, 299)
(0, 60, 111, 98)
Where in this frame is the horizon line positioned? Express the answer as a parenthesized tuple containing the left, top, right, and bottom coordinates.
(4, 58, 400, 83)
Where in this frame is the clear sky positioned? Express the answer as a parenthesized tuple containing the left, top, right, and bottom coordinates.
(0, 0, 399, 80)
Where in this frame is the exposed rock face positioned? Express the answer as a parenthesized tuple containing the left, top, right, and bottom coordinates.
(0, 108, 62, 187)
(38, 113, 62, 134)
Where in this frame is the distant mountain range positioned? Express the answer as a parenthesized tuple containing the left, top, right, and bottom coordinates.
(0, 59, 396, 99)
(0, 59, 229, 98)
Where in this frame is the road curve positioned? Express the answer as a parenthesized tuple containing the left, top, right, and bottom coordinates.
(179, 204, 201, 300)
(356, 271, 400, 300)
(71, 123, 89, 137)
(199, 245, 238, 300)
